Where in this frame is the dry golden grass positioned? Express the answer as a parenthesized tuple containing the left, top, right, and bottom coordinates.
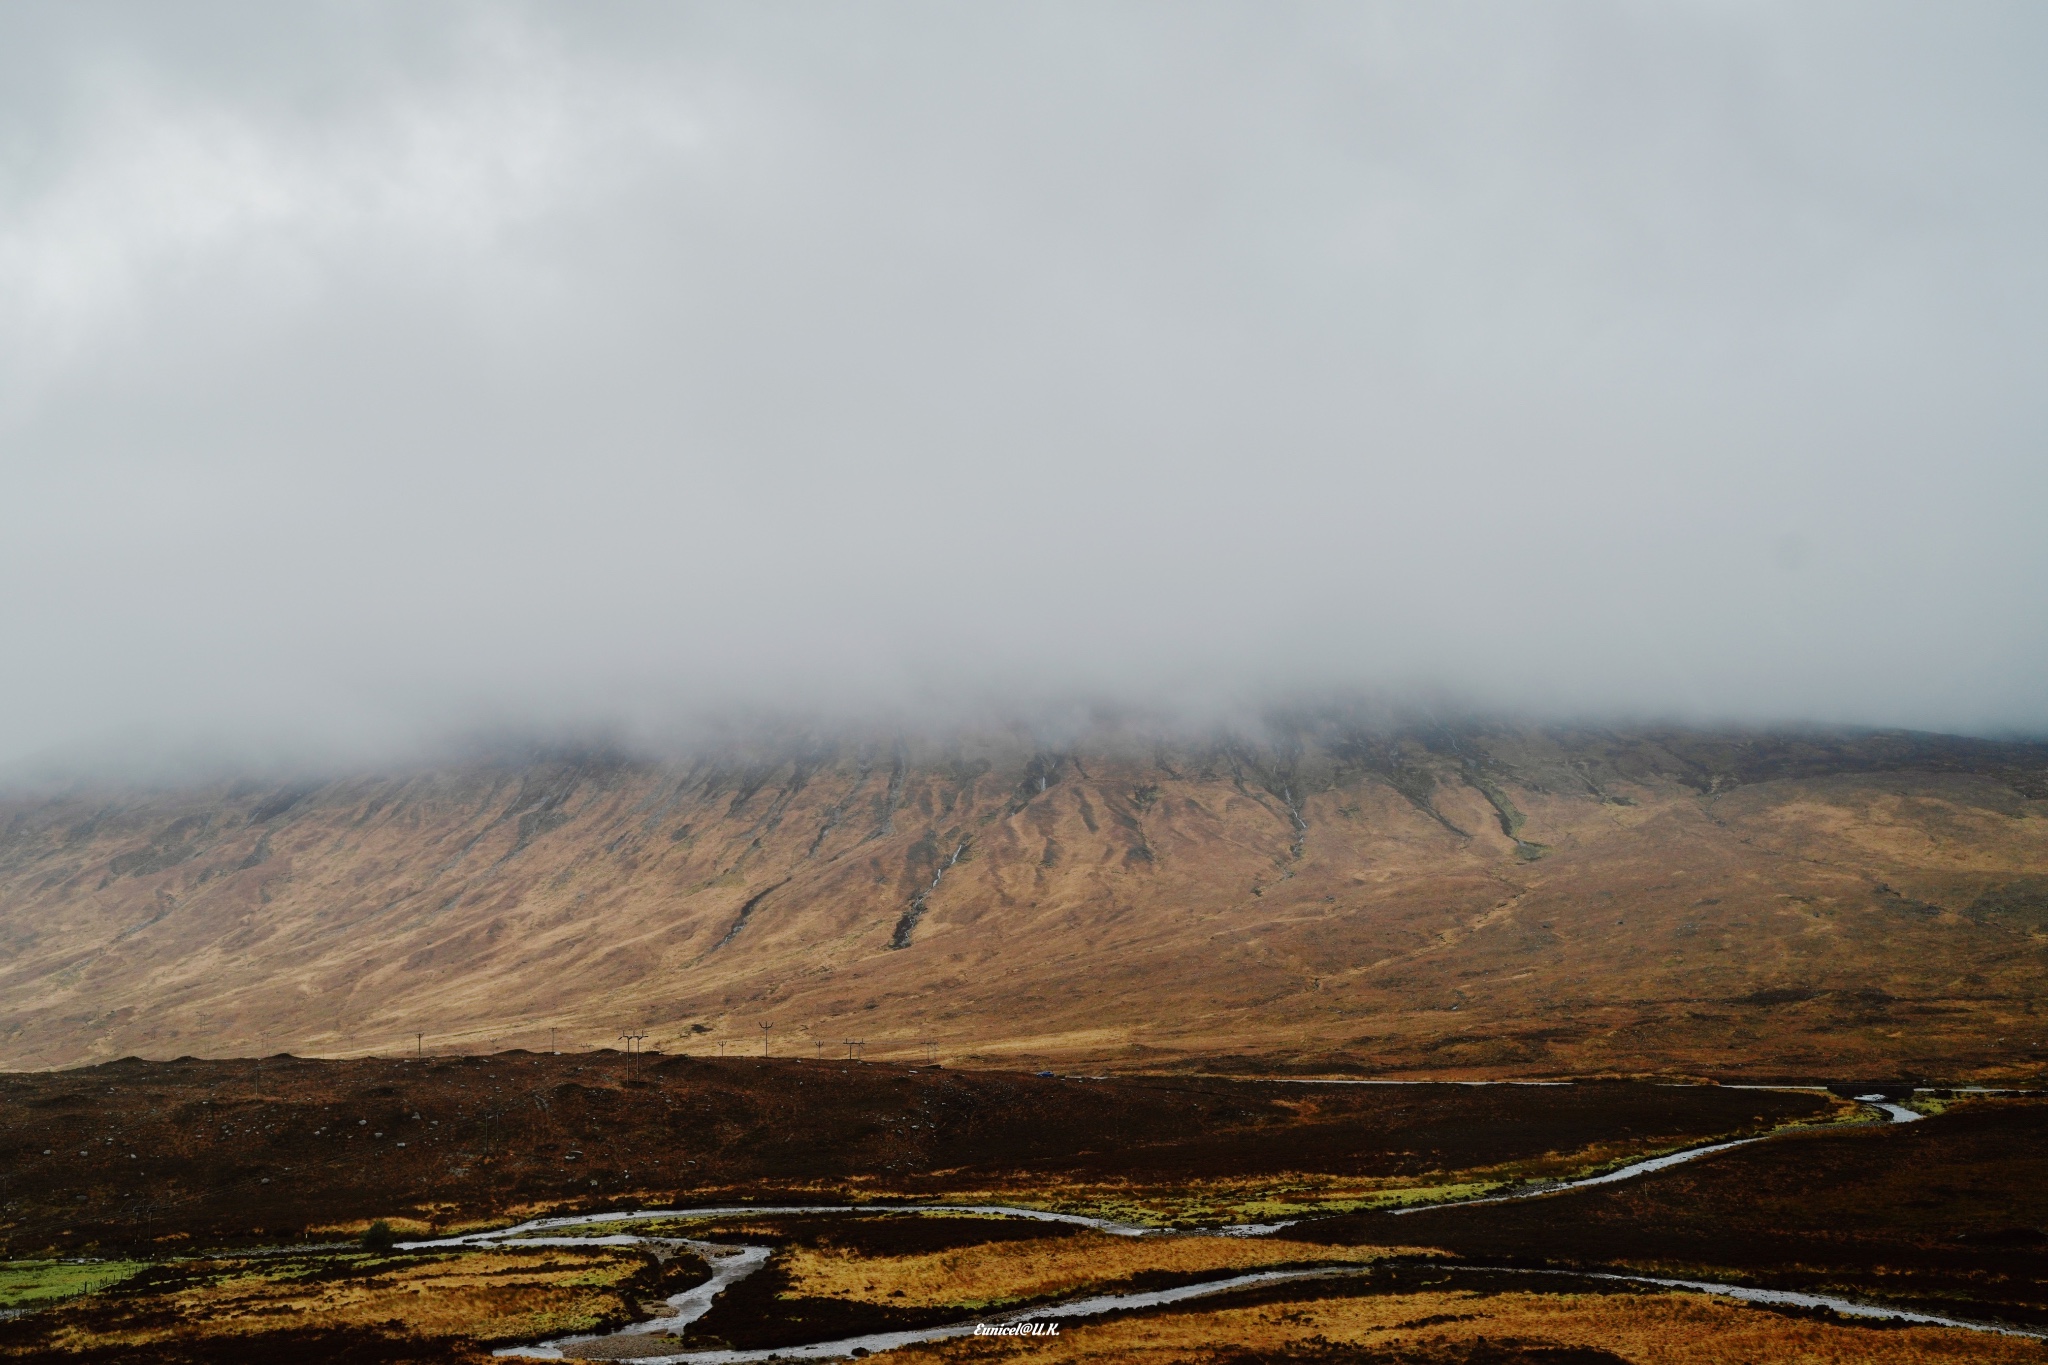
(783, 1230, 1441, 1309)
(305, 1215, 438, 1238)
(5, 729, 2044, 1078)
(28, 1248, 646, 1355)
(887, 1286, 2042, 1363)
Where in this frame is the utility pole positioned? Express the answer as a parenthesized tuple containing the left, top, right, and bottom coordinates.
(761, 1022, 773, 1057)
(844, 1038, 864, 1061)
(415, 1033, 423, 1060)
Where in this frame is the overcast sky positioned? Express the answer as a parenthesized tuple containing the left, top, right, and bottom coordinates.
(1, 1, 2044, 769)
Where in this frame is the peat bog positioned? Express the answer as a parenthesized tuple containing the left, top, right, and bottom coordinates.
(2, 1053, 2042, 1363)
(0, 1052, 1831, 1251)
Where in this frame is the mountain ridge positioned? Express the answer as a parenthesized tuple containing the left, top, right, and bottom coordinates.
(5, 720, 2046, 1079)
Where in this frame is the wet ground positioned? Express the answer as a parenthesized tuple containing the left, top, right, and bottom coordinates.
(1313, 1097, 2048, 1328)
(0, 1053, 1830, 1252)
(403, 1198, 2047, 1362)
(2, 1056, 2041, 1363)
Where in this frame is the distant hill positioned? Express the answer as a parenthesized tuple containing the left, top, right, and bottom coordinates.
(4, 720, 2046, 1079)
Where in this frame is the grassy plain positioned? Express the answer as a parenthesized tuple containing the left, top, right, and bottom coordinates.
(0, 1055, 1832, 1253)
(0, 1245, 674, 1364)
(880, 1280, 2046, 1364)
(1, 1056, 2040, 1363)
(781, 1228, 1433, 1309)
(0, 1258, 143, 1308)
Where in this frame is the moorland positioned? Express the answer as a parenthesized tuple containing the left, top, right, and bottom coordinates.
(0, 1054, 2041, 1363)
(4, 717, 2046, 1360)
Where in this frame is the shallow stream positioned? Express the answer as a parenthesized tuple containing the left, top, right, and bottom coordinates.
(390, 1093, 1987, 1361)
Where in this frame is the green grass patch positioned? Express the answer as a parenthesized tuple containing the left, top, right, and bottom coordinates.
(0, 1259, 146, 1308)
(1358, 1181, 1505, 1209)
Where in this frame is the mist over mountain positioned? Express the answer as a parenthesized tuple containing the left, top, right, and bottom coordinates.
(5, 715, 2045, 1078)
(2, 2, 2046, 775)
(3, 6, 2046, 1080)
(6, 15, 2048, 1361)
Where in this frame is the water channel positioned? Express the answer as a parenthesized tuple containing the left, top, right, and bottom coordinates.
(385, 1095, 2015, 1361)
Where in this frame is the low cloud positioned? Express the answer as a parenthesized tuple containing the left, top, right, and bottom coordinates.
(2, 1, 2044, 774)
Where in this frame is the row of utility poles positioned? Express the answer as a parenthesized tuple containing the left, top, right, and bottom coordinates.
(697, 1031, 945, 1062)
(394, 1027, 940, 1063)
(618, 1032, 649, 1079)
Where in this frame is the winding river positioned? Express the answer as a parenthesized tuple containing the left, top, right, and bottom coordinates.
(388, 1097, 2021, 1361)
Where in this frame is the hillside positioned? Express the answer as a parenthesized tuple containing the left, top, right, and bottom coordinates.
(3, 721, 2046, 1078)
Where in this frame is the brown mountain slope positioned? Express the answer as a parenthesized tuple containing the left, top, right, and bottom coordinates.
(3, 723, 2046, 1077)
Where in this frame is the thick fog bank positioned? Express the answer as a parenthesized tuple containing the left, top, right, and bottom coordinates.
(2, 3, 2043, 769)
(5, 697, 2044, 799)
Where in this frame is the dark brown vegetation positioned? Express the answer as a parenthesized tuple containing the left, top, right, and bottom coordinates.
(1309, 1097, 2048, 1329)
(11, 1327, 496, 1365)
(0, 1054, 1828, 1253)
(0, 1242, 672, 1364)
(677, 1216, 1030, 1350)
(5, 718, 2046, 1359)
(2, 1054, 2042, 1363)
